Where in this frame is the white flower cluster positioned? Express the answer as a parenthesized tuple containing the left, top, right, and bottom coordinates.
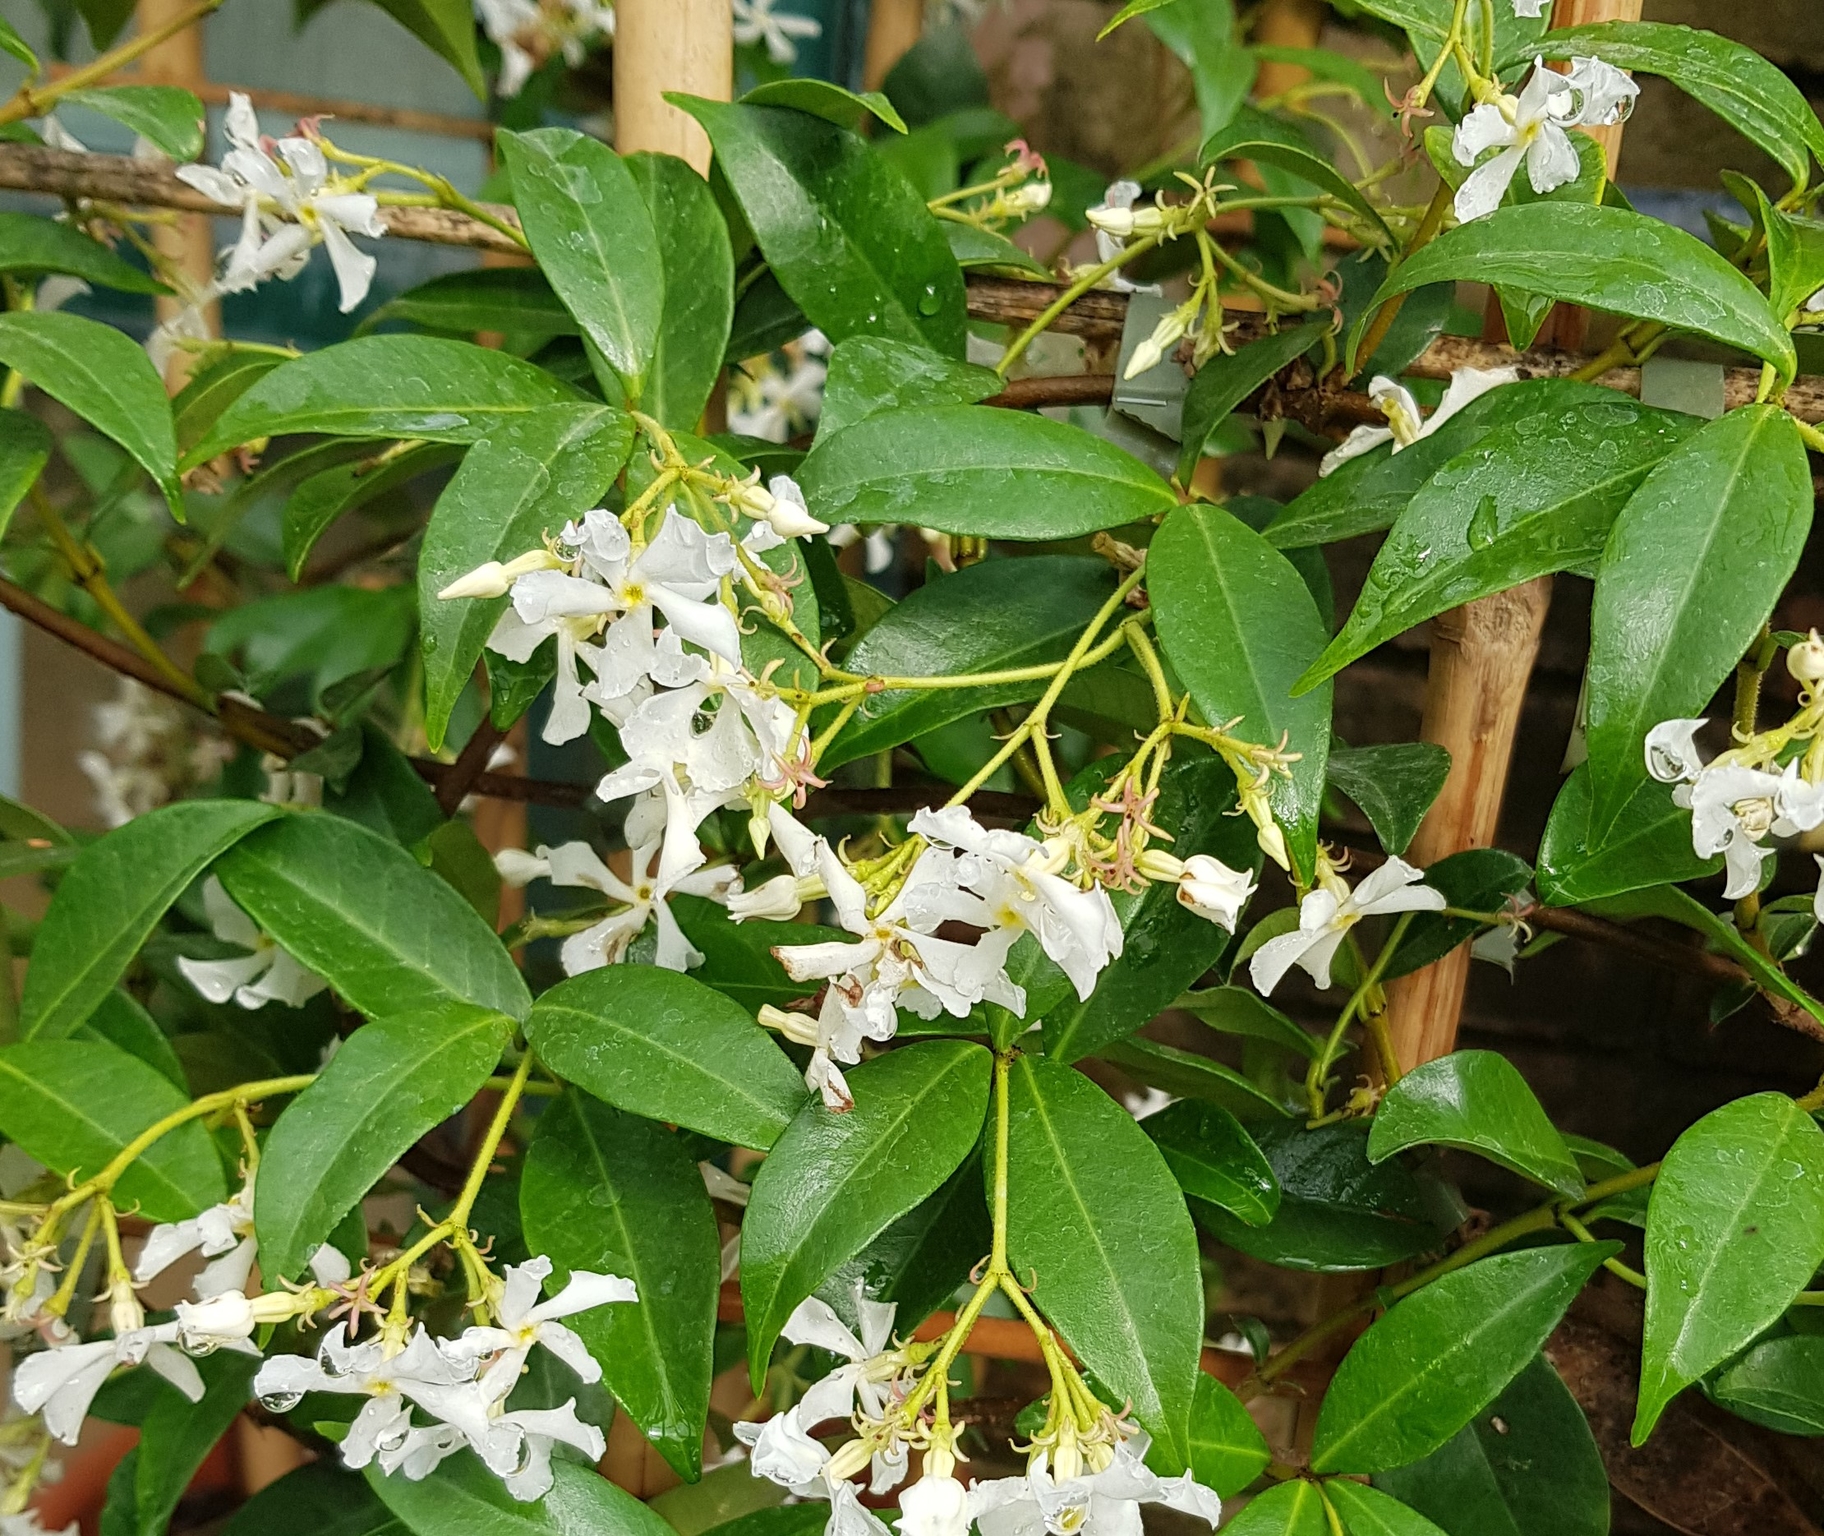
(475, 0, 616, 98)
(77, 679, 232, 829)
(732, 0, 822, 65)
(1451, 57, 1639, 224)
(253, 1255, 633, 1501)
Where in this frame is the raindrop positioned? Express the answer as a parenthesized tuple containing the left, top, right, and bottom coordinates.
(1467, 494, 1500, 551)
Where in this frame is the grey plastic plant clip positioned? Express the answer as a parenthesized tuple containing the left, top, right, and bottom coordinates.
(1112, 292, 1189, 441)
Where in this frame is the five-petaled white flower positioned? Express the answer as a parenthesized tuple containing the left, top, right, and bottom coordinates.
(176, 93, 385, 312)
(135, 1176, 258, 1299)
(1249, 857, 1446, 996)
(444, 1254, 636, 1387)
(732, 0, 823, 64)
(1139, 850, 1257, 932)
(1319, 366, 1518, 476)
(1452, 63, 1581, 224)
(177, 876, 327, 1011)
(967, 1433, 1223, 1536)
(474, 0, 615, 98)
(16, 1324, 202, 1445)
(899, 1473, 972, 1536)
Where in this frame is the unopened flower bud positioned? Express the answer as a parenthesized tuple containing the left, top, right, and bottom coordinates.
(1126, 303, 1194, 380)
(823, 1437, 875, 1483)
(175, 1290, 256, 1348)
(1789, 630, 1824, 685)
(1087, 203, 1164, 239)
(1000, 181, 1053, 216)
(758, 1004, 821, 1048)
(436, 548, 561, 601)
(760, 475, 828, 539)
(731, 874, 806, 923)
(1050, 1431, 1083, 1483)
(1256, 819, 1290, 872)
(1135, 849, 1187, 883)
(106, 1273, 144, 1336)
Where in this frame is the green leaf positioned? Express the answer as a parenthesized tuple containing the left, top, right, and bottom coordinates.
(1265, 379, 1616, 550)
(72, 0, 133, 48)
(357, 268, 577, 340)
(115, 1353, 258, 1536)
(799, 404, 1175, 539)
(284, 441, 462, 580)
(0, 211, 165, 294)
(0, 407, 51, 540)
(1219, 1481, 1329, 1536)
(1636, 1092, 1824, 1443)
(1175, 986, 1320, 1060)
(171, 345, 288, 457)
(1368, 1051, 1583, 1197)
(627, 152, 735, 430)
(0, 311, 181, 513)
(822, 556, 1118, 769)
(675, 98, 966, 356)
(1710, 1334, 1824, 1437)
(1302, 398, 1699, 690)
(416, 404, 631, 748)
(368, 1453, 678, 1536)
(1102, 1036, 1294, 1122)
(1327, 743, 1450, 858)
(20, 799, 279, 1040)
(1533, 22, 1824, 190)
(816, 336, 999, 443)
(527, 965, 809, 1150)
(522, 1091, 719, 1480)
(1201, 108, 1393, 243)
(0, 1039, 226, 1221)
(1187, 1373, 1271, 1499)
(1098, 0, 1182, 39)
(668, 895, 849, 1015)
(222, 1463, 404, 1536)
(1313, 1244, 1615, 1473)
(1144, 1098, 1280, 1226)
(1146, 0, 1256, 143)
(185, 336, 588, 466)
(1369, 204, 1795, 381)
(1177, 325, 1317, 484)
(1197, 1120, 1457, 1272)
(257, 1002, 511, 1279)
(0, 16, 37, 70)
(346, 0, 486, 98)
(500, 129, 664, 403)
(217, 814, 530, 1021)
(1324, 1482, 1450, 1536)
(740, 79, 906, 134)
(1585, 404, 1811, 835)
(1382, 849, 1531, 981)
(60, 86, 205, 161)
(1006, 1055, 1203, 1469)
(742, 1041, 990, 1385)
(1151, 503, 1333, 880)
(944, 222, 1051, 277)
(1536, 765, 1716, 906)
(76, 988, 186, 1089)
(1374, 1353, 1609, 1536)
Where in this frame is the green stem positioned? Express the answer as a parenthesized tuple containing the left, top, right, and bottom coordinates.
(0, 0, 224, 127)
(449, 1051, 532, 1233)
(996, 235, 1166, 379)
(1306, 913, 1414, 1121)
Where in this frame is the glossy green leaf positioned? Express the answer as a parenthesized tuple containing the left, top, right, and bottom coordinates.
(0, 407, 51, 540)
(740, 79, 906, 133)
(1198, 1120, 1457, 1272)
(1177, 325, 1317, 484)
(1356, 0, 1544, 114)
(527, 964, 809, 1150)
(1374, 1354, 1609, 1536)
(1098, 0, 1181, 38)
(676, 97, 966, 356)
(1146, 0, 1255, 142)
(341, 0, 485, 97)
(114, 1353, 258, 1536)
(76, 988, 186, 1089)
(20, 798, 279, 1040)
(500, 129, 663, 402)
(1534, 22, 1824, 189)
(171, 345, 288, 456)
(1302, 398, 1698, 690)
(1369, 204, 1794, 380)
(628, 151, 735, 430)
(522, 1091, 719, 1479)
(0, 211, 164, 295)
(668, 896, 848, 1015)
(0, 16, 36, 69)
(1175, 987, 1320, 1060)
(1220, 1481, 1328, 1536)
(417, 404, 631, 748)
(944, 222, 1051, 277)
(1636, 1092, 1824, 1443)
(1327, 743, 1451, 858)
(185, 335, 587, 466)
(1006, 1055, 1203, 1468)
(815, 336, 999, 443)
(798, 405, 1176, 539)
(0, 1039, 226, 1221)
(1324, 1481, 1449, 1536)
(1585, 405, 1811, 835)
(1368, 1051, 1583, 1197)
(0, 311, 180, 512)
(1187, 1373, 1271, 1498)
(1382, 848, 1532, 981)
(356, 268, 576, 340)
(1313, 1243, 1614, 1473)
(1710, 1334, 1824, 1436)
(1145, 1099, 1279, 1226)
(257, 1002, 512, 1279)
(1151, 503, 1332, 880)
(1102, 1035, 1293, 1122)
(1264, 379, 1615, 550)
(1201, 108, 1392, 242)
(221, 1463, 404, 1536)
(283, 441, 461, 580)
(217, 814, 530, 1021)
(368, 1453, 677, 1536)
(61, 86, 205, 161)
(742, 1041, 990, 1384)
(1536, 765, 1716, 905)
(71, 0, 131, 49)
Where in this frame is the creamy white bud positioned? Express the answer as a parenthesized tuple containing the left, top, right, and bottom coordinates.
(1790, 631, 1824, 685)
(1002, 181, 1053, 216)
(761, 475, 828, 538)
(437, 562, 512, 600)
(1135, 849, 1187, 883)
(107, 1273, 144, 1336)
(730, 873, 805, 922)
(757, 1004, 822, 1047)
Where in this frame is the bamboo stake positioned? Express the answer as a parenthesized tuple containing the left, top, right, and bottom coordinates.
(1380, 0, 1646, 1073)
(1252, 0, 1327, 96)
(612, 0, 732, 175)
(863, 0, 925, 92)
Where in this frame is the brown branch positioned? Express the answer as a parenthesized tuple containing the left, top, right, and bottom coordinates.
(434, 715, 506, 816)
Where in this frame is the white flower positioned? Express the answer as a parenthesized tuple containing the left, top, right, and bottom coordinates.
(1086, 181, 1163, 295)
(135, 1176, 256, 1298)
(1450, 63, 1581, 224)
(1683, 764, 1787, 899)
(1138, 851, 1256, 931)
(1644, 718, 1708, 785)
(729, 473, 829, 539)
(475, 0, 614, 97)
(177, 877, 327, 1010)
(443, 1254, 636, 1386)
(730, 345, 827, 443)
(911, 806, 1123, 1002)
(899, 1473, 971, 1536)
(1249, 858, 1446, 995)
(732, 0, 822, 64)
(174, 1287, 305, 1354)
(968, 1434, 1222, 1536)
(1319, 366, 1518, 475)
(1564, 55, 1639, 127)
(480, 1400, 607, 1501)
(15, 1324, 202, 1444)
(2, 1513, 77, 1536)
(175, 93, 384, 312)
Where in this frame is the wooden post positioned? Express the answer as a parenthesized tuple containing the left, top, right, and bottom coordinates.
(1252, 0, 1326, 97)
(863, 0, 924, 92)
(612, 0, 732, 175)
(135, 0, 217, 391)
(1381, 0, 1644, 1072)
